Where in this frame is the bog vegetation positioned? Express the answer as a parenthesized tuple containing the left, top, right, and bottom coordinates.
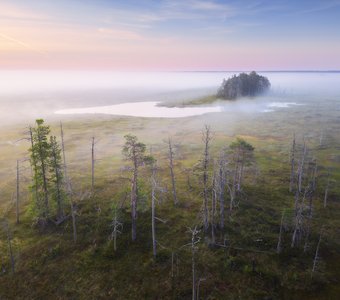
(0, 117, 339, 300)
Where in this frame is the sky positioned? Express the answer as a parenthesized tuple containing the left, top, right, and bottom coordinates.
(0, 0, 340, 71)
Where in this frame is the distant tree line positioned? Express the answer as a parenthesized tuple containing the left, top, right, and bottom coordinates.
(217, 71, 270, 99)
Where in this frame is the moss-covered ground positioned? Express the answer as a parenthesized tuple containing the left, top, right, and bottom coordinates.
(0, 94, 339, 299)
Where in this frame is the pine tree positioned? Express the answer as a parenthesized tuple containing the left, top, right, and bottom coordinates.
(30, 119, 51, 222)
(29, 119, 66, 224)
(122, 134, 153, 241)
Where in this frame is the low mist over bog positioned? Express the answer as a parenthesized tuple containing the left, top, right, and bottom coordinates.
(0, 71, 339, 125)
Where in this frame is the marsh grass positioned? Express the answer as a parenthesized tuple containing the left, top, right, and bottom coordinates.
(0, 95, 339, 299)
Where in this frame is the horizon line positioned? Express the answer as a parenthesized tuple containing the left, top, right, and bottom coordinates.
(1, 69, 340, 73)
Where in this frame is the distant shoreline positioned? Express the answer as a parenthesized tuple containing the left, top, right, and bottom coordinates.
(0, 69, 339, 73)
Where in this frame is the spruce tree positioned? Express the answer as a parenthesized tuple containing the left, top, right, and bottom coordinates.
(29, 119, 66, 224)
(30, 119, 51, 221)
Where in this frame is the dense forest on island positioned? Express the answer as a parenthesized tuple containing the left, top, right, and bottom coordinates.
(217, 72, 271, 100)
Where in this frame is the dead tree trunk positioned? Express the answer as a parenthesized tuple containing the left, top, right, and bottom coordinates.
(151, 163, 157, 258)
(113, 210, 118, 251)
(304, 161, 317, 252)
(131, 160, 138, 241)
(218, 157, 226, 229)
(289, 133, 296, 192)
(188, 226, 200, 300)
(232, 149, 240, 198)
(211, 173, 216, 245)
(291, 189, 307, 248)
(16, 160, 20, 224)
(91, 137, 95, 192)
(323, 171, 330, 208)
(70, 199, 77, 243)
(110, 206, 122, 252)
(309, 160, 317, 215)
(168, 138, 178, 206)
(298, 141, 307, 193)
(276, 210, 285, 254)
(227, 171, 235, 213)
(60, 122, 76, 242)
(319, 130, 323, 147)
(202, 125, 212, 232)
(311, 230, 323, 277)
(4, 220, 15, 274)
(68, 183, 77, 244)
(237, 153, 245, 192)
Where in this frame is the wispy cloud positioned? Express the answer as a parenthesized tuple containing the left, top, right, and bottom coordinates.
(0, 32, 47, 55)
(1, 0, 339, 70)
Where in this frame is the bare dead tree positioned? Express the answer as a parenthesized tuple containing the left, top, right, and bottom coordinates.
(319, 130, 323, 147)
(167, 137, 178, 206)
(311, 229, 323, 278)
(303, 160, 318, 252)
(308, 159, 317, 216)
(3, 220, 15, 274)
(226, 138, 254, 213)
(323, 170, 330, 208)
(70, 197, 77, 243)
(151, 161, 157, 258)
(216, 151, 227, 229)
(232, 147, 240, 196)
(16, 160, 20, 224)
(59, 122, 77, 242)
(110, 204, 123, 252)
(14, 157, 29, 223)
(289, 133, 296, 192)
(211, 172, 216, 245)
(298, 140, 307, 193)
(201, 125, 212, 232)
(226, 171, 236, 213)
(187, 226, 200, 300)
(276, 210, 285, 254)
(184, 168, 194, 191)
(291, 189, 308, 248)
(149, 156, 167, 258)
(91, 137, 95, 192)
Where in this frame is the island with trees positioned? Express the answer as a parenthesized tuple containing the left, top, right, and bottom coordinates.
(217, 71, 271, 100)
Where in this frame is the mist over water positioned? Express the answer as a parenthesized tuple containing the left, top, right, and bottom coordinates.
(0, 71, 339, 124)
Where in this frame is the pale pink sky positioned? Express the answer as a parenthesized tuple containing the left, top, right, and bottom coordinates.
(1, 1, 340, 70)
